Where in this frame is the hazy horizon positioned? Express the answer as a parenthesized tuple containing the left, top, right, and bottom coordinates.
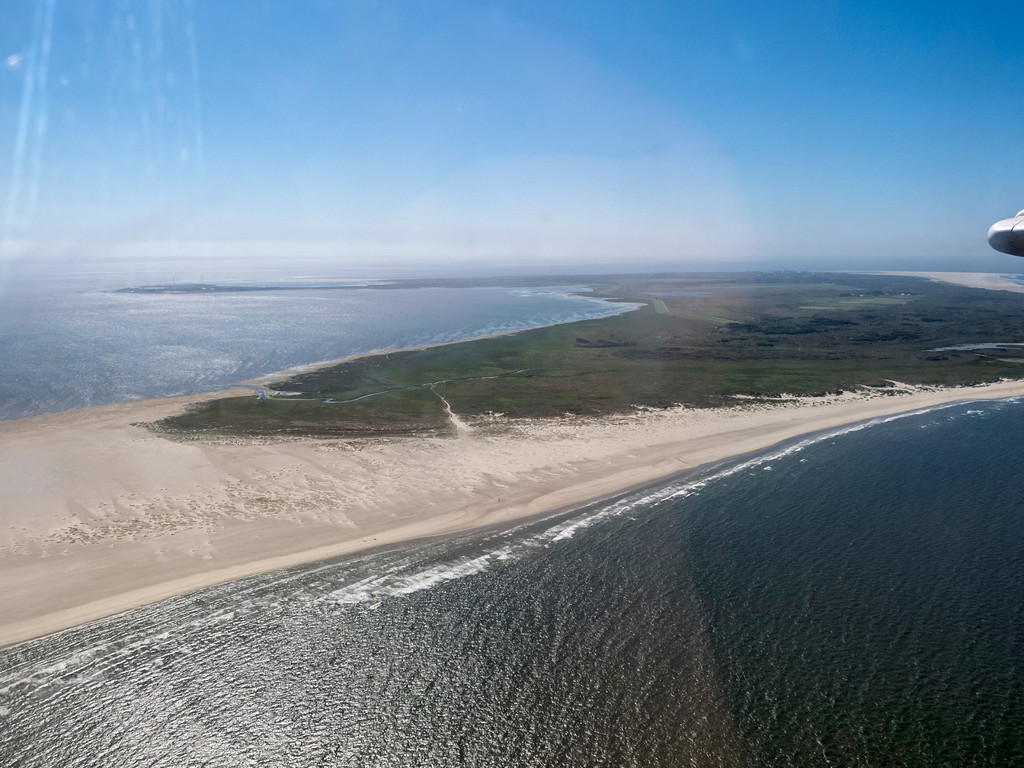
(3, 1, 1024, 275)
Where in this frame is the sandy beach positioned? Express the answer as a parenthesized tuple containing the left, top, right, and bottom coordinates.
(3, 379, 1024, 647)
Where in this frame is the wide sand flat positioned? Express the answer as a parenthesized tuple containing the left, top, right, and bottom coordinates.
(4, 380, 1024, 646)
(877, 271, 1024, 293)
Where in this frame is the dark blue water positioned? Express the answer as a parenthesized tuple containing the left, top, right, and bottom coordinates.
(0, 267, 631, 421)
(2, 398, 1022, 766)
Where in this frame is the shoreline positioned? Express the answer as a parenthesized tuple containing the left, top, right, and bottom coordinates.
(0, 285, 637, 425)
(3, 379, 1024, 647)
(244, 292, 640, 388)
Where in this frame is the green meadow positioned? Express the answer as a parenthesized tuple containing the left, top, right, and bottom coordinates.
(155, 272, 1024, 438)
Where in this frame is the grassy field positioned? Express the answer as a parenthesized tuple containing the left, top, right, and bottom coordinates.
(155, 272, 1024, 438)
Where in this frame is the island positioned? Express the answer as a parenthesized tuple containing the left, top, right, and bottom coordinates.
(4, 270, 1024, 647)
(157, 271, 1024, 437)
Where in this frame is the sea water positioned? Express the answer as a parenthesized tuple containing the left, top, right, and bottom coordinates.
(1, 397, 1022, 766)
(0, 264, 631, 421)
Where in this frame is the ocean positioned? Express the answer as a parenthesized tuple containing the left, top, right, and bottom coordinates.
(0, 264, 630, 422)
(1, 267, 1022, 766)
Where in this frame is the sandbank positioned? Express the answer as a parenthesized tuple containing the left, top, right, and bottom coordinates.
(3, 379, 1024, 647)
(875, 271, 1024, 293)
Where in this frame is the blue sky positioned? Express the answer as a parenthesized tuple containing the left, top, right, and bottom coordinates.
(2, 0, 1024, 272)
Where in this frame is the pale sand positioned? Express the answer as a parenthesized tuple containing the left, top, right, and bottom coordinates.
(876, 271, 1024, 293)
(4, 379, 1024, 647)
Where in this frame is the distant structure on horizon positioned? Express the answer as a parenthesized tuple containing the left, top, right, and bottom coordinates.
(988, 210, 1024, 256)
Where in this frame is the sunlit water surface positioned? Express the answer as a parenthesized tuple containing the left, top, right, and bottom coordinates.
(0, 267, 631, 421)
(2, 399, 1022, 766)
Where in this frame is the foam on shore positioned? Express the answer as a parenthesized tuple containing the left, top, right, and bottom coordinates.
(3, 379, 1024, 647)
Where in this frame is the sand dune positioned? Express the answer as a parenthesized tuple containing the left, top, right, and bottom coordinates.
(4, 379, 1024, 647)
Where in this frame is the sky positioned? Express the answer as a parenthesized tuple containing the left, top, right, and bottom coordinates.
(2, 0, 1024, 274)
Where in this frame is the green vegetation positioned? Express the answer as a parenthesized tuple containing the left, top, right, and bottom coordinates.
(154, 272, 1024, 438)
